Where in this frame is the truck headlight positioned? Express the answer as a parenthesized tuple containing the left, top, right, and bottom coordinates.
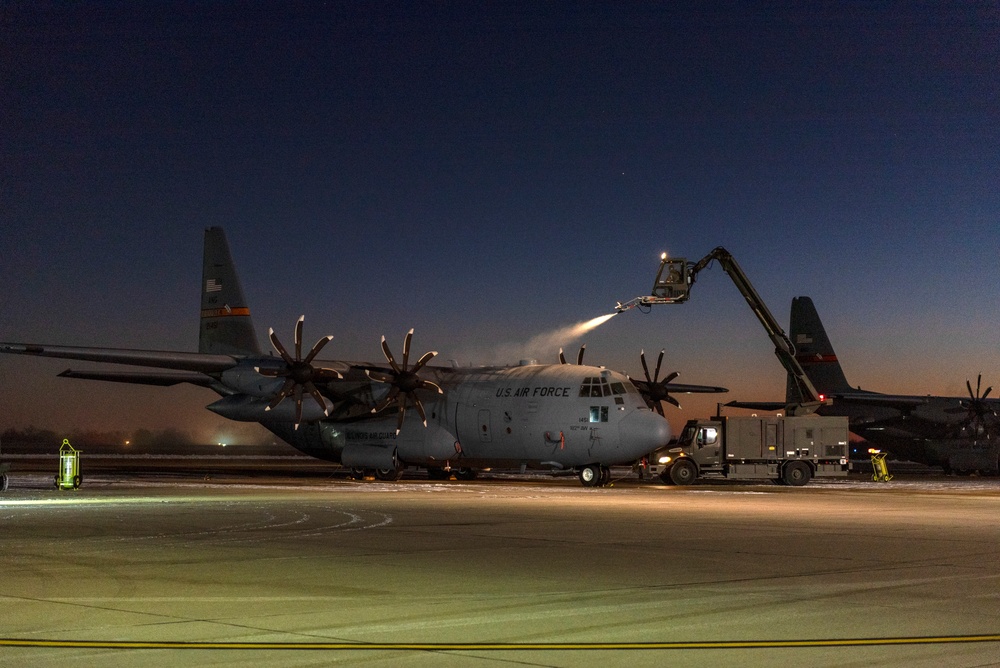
(658, 455, 672, 465)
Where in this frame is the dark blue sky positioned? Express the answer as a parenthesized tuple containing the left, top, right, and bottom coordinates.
(2, 2, 998, 441)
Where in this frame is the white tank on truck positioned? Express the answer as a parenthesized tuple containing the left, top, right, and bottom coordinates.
(647, 414, 850, 486)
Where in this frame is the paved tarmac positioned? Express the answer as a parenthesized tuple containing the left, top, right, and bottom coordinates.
(2, 466, 1000, 667)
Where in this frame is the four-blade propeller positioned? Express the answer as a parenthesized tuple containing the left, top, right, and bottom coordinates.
(366, 329, 443, 435)
(256, 315, 341, 428)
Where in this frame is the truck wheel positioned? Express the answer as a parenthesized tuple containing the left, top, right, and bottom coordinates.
(579, 464, 603, 487)
(782, 461, 812, 486)
(669, 459, 698, 485)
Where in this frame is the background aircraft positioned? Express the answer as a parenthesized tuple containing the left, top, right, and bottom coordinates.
(731, 296, 998, 474)
(1, 228, 727, 486)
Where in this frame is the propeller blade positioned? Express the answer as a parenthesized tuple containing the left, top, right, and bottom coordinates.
(402, 329, 413, 370)
(420, 379, 445, 395)
(365, 369, 395, 384)
(664, 371, 679, 384)
(983, 386, 993, 401)
(414, 397, 428, 427)
(371, 388, 401, 414)
(664, 394, 681, 409)
(294, 385, 304, 428)
(302, 335, 334, 365)
(395, 393, 408, 435)
(314, 366, 343, 380)
(380, 336, 400, 373)
(640, 350, 652, 383)
(266, 377, 297, 410)
(653, 349, 664, 384)
(305, 381, 329, 416)
(559, 348, 567, 364)
(269, 328, 293, 364)
(411, 350, 438, 374)
(968, 379, 975, 399)
(294, 315, 304, 360)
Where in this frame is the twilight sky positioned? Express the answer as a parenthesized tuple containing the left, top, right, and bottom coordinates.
(2, 2, 998, 444)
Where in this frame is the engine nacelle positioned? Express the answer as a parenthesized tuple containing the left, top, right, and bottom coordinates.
(206, 394, 332, 423)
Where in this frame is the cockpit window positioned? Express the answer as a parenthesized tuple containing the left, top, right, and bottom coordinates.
(579, 376, 612, 398)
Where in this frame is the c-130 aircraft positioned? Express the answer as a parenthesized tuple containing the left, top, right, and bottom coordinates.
(1, 228, 728, 486)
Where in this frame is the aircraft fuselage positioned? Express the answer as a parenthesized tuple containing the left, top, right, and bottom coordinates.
(262, 363, 671, 473)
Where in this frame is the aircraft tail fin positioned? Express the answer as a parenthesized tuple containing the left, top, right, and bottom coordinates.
(199, 227, 262, 356)
(786, 296, 852, 403)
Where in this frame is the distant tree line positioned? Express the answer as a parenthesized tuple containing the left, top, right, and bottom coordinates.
(1, 426, 195, 449)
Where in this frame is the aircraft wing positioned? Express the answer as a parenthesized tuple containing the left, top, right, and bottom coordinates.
(631, 380, 728, 395)
(0, 343, 238, 373)
(727, 392, 934, 412)
(662, 382, 728, 394)
(57, 369, 218, 387)
(824, 392, 931, 411)
(725, 400, 786, 411)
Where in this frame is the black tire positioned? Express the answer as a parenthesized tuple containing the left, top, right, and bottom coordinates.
(599, 466, 611, 486)
(578, 464, 603, 487)
(669, 459, 698, 485)
(782, 461, 812, 486)
(455, 468, 478, 481)
(73, 475, 82, 489)
(1, 473, 8, 492)
(659, 471, 676, 485)
(374, 466, 403, 481)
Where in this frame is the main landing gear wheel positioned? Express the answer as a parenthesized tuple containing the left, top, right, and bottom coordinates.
(668, 459, 698, 485)
(782, 461, 812, 486)
(374, 466, 404, 481)
(578, 464, 608, 487)
(455, 468, 478, 481)
(599, 466, 612, 486)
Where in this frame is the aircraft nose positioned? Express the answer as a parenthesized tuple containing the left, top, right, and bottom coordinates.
(619, 409, 672, 457)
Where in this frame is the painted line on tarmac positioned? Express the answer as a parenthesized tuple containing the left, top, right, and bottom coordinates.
(3, 635, 1000, 650)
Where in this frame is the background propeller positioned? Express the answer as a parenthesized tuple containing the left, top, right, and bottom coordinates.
(959, 374, 995, 440)
(257, 315, 340, 427)
(366, 329, 443, 435)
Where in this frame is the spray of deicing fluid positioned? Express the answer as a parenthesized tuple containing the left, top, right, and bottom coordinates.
(483, 312, 619, 364)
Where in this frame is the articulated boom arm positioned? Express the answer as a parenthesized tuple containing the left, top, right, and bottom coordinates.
(616, 246, 829, 416)
(688, 248, 825, 415)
